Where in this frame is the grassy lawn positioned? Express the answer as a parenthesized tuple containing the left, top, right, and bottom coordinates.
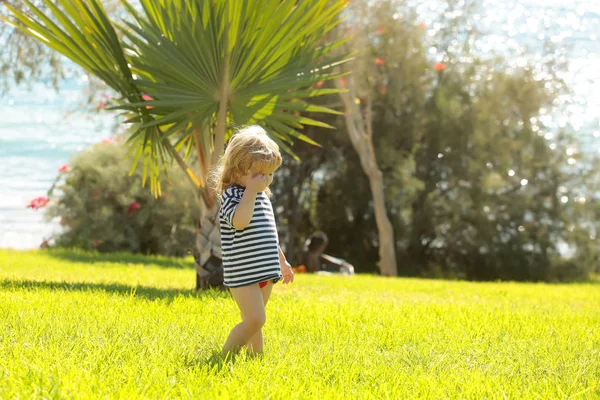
(0, 249, 599, 399)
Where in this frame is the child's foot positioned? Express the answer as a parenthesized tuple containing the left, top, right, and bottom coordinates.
(205, 350, 225, 367)
(245, 348, 264, 359)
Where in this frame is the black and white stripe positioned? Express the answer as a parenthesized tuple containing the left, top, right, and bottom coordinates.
(219, 184, 282, 288)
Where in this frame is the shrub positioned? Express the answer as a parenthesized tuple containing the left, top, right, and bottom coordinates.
(43, 140, 200, 256)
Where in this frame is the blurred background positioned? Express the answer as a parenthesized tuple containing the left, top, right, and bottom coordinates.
(1, 0, 598, 281)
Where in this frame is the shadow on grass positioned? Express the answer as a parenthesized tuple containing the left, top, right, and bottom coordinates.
(0, 278, 229, 302)
(43, 248, 195, 270)
(183, 348, 257, 370)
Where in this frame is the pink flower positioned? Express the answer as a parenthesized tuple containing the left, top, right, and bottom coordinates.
(375, 58, 385, 65)
(313, 81, 324, 88)
(128, 201, 141, 214)
(103, 93, 112, 99)
(340, 78, 347, 87)
(28, 196, 49, 210)
(419, 23, 427, 29)
(434, 62, 446, 71)
(142, 94, 154, 109)
(58, 164, 69, 173)
(97, 101, 108, 110)
(101, 137, 114, 145)
(375, 25, 387, 34)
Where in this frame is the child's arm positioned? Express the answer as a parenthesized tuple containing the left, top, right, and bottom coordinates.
(231, 190, 258, 229)
(279, 246, 294, 284)
(231, 173, 268, 229)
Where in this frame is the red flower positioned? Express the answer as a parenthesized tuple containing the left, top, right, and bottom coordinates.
(419, 23, 427, 29)
(28, 196, 49, 210)
(375, 58, 385, 65)
(128, 201, 141, 214)
(381, 86, 388, 95)
(314, 81, 324, 88)
(142, 94, 154, 109)
(375, 25, 387, 34)
(434, 62, 446, 71)
(58, 164, 69, 173)
(340, 78, 348, 87)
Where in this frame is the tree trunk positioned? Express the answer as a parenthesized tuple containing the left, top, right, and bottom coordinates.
(193, 31, 230, 289)
(335, 78, 398, 276)
(193, 204, 225, 290)
(286, 189, 300, 265)
(367, 166, 398, 276)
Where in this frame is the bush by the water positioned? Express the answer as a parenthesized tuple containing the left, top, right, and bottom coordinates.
(44, 140, 200, 256)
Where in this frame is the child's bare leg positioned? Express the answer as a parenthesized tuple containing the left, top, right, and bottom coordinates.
(247, 281, 274, 354)
(222, 284, 266, 356)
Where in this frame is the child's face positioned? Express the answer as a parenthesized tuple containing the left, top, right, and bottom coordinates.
(238, 166, 276, 188)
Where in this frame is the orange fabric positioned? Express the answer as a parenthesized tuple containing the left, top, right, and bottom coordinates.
(293, 265, 307, 273)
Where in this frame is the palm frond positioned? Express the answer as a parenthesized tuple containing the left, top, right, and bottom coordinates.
(3, 0, 352, 197)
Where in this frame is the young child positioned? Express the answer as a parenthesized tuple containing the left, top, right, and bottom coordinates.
(212, 125, 294, 356)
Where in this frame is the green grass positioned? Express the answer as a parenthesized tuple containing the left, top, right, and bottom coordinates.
(0, 249, 599, 399)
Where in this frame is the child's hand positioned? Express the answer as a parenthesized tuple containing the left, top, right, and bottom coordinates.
(281, 260, 294, 284)
(245, 172, 268, 193)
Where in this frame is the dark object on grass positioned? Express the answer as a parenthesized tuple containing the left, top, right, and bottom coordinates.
(299, 231, 355, 275)
(194, 251, 225, 290)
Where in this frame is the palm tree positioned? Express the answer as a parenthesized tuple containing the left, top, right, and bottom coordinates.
(2, 0, 350, 288)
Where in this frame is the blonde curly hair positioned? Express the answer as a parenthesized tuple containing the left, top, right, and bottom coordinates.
(211, 125, 282, 198)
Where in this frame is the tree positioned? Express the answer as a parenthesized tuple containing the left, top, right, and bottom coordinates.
(331, 1, 400, 277)
(281, 0, 599, 281)
(2, 0, 350, 288)
(0, 0, 121, 95)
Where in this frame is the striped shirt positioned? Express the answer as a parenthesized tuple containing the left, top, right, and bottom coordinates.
(219, 184, 282, 288)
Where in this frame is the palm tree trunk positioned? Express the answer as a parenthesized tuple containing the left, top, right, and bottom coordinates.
(193, 204, 224, 289)
(335, 78, 398, 276)
(194, 29, 231, 289)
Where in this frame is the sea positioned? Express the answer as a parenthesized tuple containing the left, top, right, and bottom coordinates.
(0, 0, 598, 249)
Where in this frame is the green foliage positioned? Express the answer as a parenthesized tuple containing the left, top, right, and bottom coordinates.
(361, 3, 600, 281)
(2, 0, 350, 195)
(0, 1, 122, 96)
(44, 141, 200, 256)
(272, 0, 599, 281)
(1, 249, 600, 398)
